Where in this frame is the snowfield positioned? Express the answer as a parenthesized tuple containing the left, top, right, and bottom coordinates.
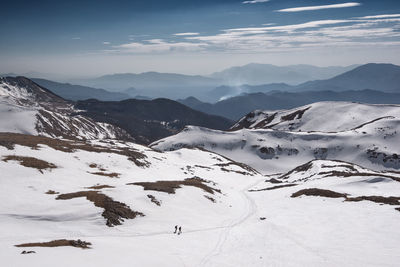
(0, 133, 399, 267)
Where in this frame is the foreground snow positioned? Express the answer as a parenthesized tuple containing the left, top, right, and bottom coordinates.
(0, 134, 399, 266)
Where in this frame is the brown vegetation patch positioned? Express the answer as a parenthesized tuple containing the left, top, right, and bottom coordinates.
(21, 250, 36, 254)
(214, 161, 258, 175)
(346, 196, 400, 205)
(16, 239, 92, 249)
(147, 194, 161, 206)
(85, 184, 115, 190)
(204, 195, 216, 203)
(128, 177, 221, 195)
(265, 178, 283, 184)
(0, 132, 149, 167)
(320, 171, 400, 182)
(292, 188, 400, 213)
(45, 190, 59, 195)
(2, 155, 56, 173)
(56, 191, 144, 227)
(291, 188, 348, 198)
(280, 161, 313, 179)
(281, 107, 310, 121)
(194, 165, 212, 170)
(249, 183, 297, 192)
(89, 172, 120, 178)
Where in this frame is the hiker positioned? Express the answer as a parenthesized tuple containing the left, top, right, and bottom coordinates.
(174, 225, 178, 234)
(178, 226, 182, 235)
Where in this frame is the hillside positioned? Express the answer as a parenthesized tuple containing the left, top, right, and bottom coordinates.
(0, 77, 131, 140)
(151, 102, 400, 173)
(75, 98, 233, 144)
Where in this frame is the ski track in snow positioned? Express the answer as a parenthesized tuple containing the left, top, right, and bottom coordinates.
(199, 178, 263, 266)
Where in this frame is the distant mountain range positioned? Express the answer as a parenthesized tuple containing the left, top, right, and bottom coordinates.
(32, 78, 131, 101)
(76, 72, 219, 100)
(68, 63, 358, 101)
(295, 63, 400, 93)
(210, 63, 358, 86)
(207, 63, 400, 101)
(178, 63, 400, 119)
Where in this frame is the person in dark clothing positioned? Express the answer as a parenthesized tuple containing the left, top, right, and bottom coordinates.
(174, 225, 178, 234)
(178, 226, 182, 235)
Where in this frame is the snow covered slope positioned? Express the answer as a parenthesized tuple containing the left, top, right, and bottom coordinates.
(231, 101, 400, 132)
(0, 77, 130, 140)
(1, 134, 399, 267)
(152, 102, 400, 173)
(0, 132, 261, 266)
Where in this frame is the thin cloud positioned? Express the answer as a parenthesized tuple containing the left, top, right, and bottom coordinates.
(357, 14, 400, 19)
(72, 37, 81, 40)
(173, 32, 200, 36)
(114, 39, 207, 53)
(243, 0, 269, 4)
(103, 41, 110, 45)
(277, 2, 361, 12)
(109, 14, 400, 55)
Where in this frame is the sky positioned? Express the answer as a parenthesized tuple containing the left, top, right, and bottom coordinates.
(1, 0, 400, 78)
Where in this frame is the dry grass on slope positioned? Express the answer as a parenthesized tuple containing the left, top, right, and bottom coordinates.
(2, 155, 56, 173)
(56, 191, 144, 227)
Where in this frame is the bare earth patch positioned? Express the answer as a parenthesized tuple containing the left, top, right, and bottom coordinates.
(204, 195, 216, 203)
(45, 190, 59, 195)
(89, 172, 120, 178)
(291, 188, 348, 198)
(346, 196, 400, 205)
(85, 184, 115, 190)
(16, 239, 91, 249)
(292, 188, 400, 213)
(147, 194, 161, 206)
(2, 155, 56, 173)
(249, 183, 298, 192)
(56, 191, 144, 227)
(128, 177, 221, 195)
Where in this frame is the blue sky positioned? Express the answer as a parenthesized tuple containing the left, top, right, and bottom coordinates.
(1, 0, 400, 77)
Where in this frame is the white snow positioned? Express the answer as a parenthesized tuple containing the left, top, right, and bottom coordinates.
(232, 102, 400, 132)
(0, 141, 399, 266)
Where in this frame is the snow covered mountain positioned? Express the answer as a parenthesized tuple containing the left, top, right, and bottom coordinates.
(231, 101, 400, 132)
(0, 77, 131, 140)
(151, 102, 400, 173)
